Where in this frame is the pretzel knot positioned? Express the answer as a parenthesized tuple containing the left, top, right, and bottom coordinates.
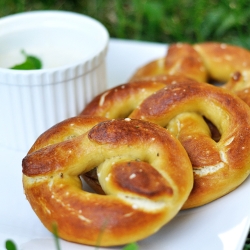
(130, 81, 250, 209)
(22, 117, 193, 246)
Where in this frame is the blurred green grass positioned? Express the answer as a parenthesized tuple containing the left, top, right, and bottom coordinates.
(0, 0, 250, 248)
(1, 0, 250, 48)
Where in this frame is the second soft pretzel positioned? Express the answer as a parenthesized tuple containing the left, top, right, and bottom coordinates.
(130, 80, 250, 209)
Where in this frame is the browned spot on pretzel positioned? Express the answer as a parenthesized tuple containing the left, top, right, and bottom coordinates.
(109, 161, 173, 198)
(22, 117, 193, 246)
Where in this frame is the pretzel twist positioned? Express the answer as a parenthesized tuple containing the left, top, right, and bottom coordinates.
(22, 117, 193, 246)
(130, 81, 250, 209)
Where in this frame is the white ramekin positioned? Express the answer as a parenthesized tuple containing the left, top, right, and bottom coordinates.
(0, 10, 109, 152)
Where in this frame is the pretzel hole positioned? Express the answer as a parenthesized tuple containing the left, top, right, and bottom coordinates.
(117, 108, 136, 119)
(80, 169, 105, 194)
(203, 117, 221, 142)
(207, 78, 224, 87)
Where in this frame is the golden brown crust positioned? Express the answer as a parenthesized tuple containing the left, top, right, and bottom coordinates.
(130, 80, 250, 209)
(22, 118, 193, 246)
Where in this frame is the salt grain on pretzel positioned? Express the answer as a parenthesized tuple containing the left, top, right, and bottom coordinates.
(22, 118, 193, 246)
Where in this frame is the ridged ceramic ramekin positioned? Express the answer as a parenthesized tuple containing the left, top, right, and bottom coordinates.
(0, 10, 109, 152)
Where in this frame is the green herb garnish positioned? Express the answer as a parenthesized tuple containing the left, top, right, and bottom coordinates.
(10, 50, 42, 70)
(5, 240, 17, 250)
(123, 242, 139, 250)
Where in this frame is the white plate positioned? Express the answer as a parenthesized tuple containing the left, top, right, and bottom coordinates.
(0, 38, 250, 250)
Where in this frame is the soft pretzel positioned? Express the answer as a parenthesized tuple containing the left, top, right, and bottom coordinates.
(22, 117, 193, 246)
(80, 75, 198, 118)
(130, 42, 250, 83)
(130, 80, 250, 209)
(130, 42, 250, 105)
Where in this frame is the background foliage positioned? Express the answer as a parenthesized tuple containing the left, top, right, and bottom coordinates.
(1, 0, 250, 48)
(0, 0, 249, 249)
